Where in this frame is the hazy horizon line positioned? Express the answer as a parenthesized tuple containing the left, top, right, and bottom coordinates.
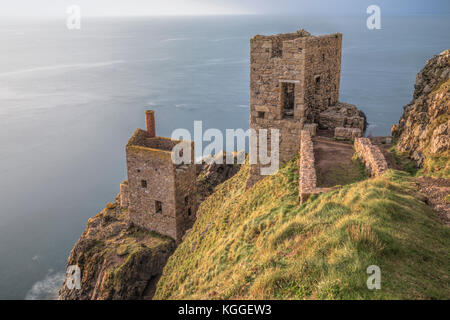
(1, 12, 449, 20)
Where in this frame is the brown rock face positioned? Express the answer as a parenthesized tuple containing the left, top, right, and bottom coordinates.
(58, 197, 176, 300)
(196, 152, 242, 203)
(391, 50, 450, 171)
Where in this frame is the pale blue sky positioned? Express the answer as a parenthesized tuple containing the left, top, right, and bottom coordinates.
(1, 0, 449, 17)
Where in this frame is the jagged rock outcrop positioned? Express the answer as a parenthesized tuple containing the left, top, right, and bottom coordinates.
(319, 102, 367, 133)
(392, 50, 449, 175)
(196, 151, 242, 203)
(59, 152, 241, 300)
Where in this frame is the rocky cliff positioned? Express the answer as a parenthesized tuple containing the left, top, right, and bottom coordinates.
(58, 197, 176, 300)
(59, 154, 240, 300)
(391, 50, 449, 177)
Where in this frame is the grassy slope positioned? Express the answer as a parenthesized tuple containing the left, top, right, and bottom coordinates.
(154, 159, 450, 300)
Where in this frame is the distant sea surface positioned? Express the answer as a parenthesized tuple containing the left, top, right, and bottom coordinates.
(0, 15, 449, 299)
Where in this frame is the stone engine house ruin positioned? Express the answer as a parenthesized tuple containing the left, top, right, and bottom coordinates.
(248, 29, 366, 187)
(120, 110, 197, 243)
(118, 29, 371, 240)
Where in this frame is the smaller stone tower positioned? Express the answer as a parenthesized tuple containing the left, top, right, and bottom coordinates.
(122, 110, 197, 243)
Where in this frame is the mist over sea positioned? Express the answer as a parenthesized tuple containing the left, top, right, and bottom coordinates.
(0, 15, 448, 299)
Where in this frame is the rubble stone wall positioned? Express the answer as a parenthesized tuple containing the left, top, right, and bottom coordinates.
(126, 124, 198, 243)
(119, 181, 129, 208)
(248, 31, 342, 186)
(299, 130, 317, 203)
(334, 127, 362, 140)
(354, 138, 389, 176)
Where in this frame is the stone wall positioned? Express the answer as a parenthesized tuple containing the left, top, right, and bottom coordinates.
(126, 125, 197, 243)
(126, 141, 179, 241)
(303, 123, 318, 137)
(298, 130, 317, 203)
(119, 181, 129, 208)
(354, 138, 389, 176)
(334, 127, 362, 140)
(174, 162, 198, 241)
(248, 30, 343, 186)
(302, 34, 343, 122)
(247, 118, 303, 188)
(249, 30, 342, 124)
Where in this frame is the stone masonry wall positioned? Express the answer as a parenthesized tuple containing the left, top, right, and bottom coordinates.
(174, 144, 197, 242)
(126, 126, 197, 243)
(119, 181, 129, 208)
(250, 31, 342, 124)
(247, 118, 303, 188)
(126, 144, 178, 241)
(354, 138, 389, 176)
(302, 34, 342, 122)
(334, 127, 362, 140)
(299, 130, 317, 203)
(248, 30, 342, 186)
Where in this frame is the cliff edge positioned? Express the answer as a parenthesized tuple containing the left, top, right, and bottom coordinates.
(391, 50, 449, 177)
(59, 154, 240, 300)
(58, 197, 176, 300)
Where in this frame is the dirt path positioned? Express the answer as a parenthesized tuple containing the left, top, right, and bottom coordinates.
(415, 177, 450, 225)
(313, 137, 367, 188)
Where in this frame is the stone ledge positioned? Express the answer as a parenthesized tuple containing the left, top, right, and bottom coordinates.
(334, 127, 362, 140)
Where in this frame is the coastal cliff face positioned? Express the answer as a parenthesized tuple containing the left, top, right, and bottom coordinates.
(391, 50, 450, 177)
(58, 197, 176, 300)
(59, 156, 240, 300)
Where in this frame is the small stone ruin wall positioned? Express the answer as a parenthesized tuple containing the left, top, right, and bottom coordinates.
(354, 138, 389, 176)
(298, 130, 317, 203)
(120, 181, 129, 208)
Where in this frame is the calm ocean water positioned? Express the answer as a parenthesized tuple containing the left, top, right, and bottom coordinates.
(0, 15, 449, 299)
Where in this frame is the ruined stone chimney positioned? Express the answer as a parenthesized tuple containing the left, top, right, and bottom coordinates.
(145, 110, 156, 138)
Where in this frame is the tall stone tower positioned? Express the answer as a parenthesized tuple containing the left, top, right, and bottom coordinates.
(247, 30, 344, 187)
(122, 110, 197, 243)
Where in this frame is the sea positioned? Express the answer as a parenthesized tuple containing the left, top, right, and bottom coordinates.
(0, 15, 449, 299)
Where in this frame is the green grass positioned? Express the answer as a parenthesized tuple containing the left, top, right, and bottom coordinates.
(419, 110, 450, 178)
(154, 159, 450, 300)
(316, 155, 368, 188)
(389, 147, 419, 176)
(420, 154, 450, 179)
(445, 194, 450, 204)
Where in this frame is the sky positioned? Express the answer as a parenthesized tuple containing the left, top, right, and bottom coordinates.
(0, 0, 449, 17)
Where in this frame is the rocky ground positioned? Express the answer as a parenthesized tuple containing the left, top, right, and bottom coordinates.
(391, 49, 449, 175)
(390, 49, 449, 225)
(415, 177, 450, 225)
(58, 197, 176, 300)
(196, 151, 242, 203)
